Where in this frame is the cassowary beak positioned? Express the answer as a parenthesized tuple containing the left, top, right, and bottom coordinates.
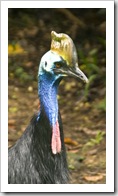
(54, 64, 88, 83)
(62, 63, 88, 83)
(66, 67, 88, 83)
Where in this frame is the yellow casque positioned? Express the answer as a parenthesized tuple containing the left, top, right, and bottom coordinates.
(51, 31, 78, 68)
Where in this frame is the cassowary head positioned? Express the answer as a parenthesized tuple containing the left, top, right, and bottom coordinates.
(38, 31, 88, 83)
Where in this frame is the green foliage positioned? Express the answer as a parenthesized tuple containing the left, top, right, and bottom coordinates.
(85, 131, 105, 147)
(97, 37, 106, 48)
(9, 107, 18, 113)
(67, 151, 78, 170)
(68, 164, 75, 170)
(78, 47, 100, 76)
(78, 42, 105, 99)
(13, 66, 33, 83)
(84, 74, 98, 97)
(15, 67, 24, 76)
(97, 98, 106, 112)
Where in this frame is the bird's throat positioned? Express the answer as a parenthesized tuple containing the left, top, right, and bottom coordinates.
(38, 75, 62, 154)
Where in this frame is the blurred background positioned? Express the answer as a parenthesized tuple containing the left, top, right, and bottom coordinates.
(8, 8, 106, 184)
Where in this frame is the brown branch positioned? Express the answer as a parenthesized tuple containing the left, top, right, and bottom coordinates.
(56, 8, 85, 28)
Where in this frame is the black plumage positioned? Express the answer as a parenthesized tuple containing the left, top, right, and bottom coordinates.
(8, 110, 69, 184)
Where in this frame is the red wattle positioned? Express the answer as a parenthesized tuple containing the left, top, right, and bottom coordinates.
(51, 121, 61, 154)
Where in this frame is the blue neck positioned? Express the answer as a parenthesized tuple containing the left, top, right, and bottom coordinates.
(38, 74, 61, 126)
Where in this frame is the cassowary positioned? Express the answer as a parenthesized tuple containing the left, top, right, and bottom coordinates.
(8, 31, 88, 184)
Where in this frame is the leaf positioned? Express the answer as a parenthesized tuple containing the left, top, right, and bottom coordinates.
(84, 174, 103, 182)
(8, 43, 25, 55)
(9, 107, 18, 113)
(68, 164, 75, 170)
(81, 127, 97, 136)
(8, 119, 16, 125)
(89, 48, 98, 56)
(8, 44, 14, 54)
(97, 98, 106, 111)
(15, 67, 24, 76)
(64, 138, 78, 146)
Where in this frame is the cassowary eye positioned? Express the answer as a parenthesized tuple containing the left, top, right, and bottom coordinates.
(55, 63, 62, 69)
(45, 61, 47, 67)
